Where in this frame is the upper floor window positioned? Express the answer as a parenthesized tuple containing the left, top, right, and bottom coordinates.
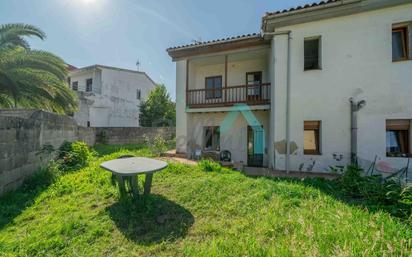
(86, 78, 93, 92)
(304, 121, 321, 155)
(205, 76, 222, 99)
(136, 89, 141, 100)
(72, 81, 78, 91)
(392, 25, 409, 62)
(386, 119, 410, 157)
(304, 37, 321, 70)
(246, 72, 262, 98)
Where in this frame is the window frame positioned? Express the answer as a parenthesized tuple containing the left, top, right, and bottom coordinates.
(205, 76, 223, 100)
(386, 119, 411, 157)
(203, 126, 220, 152)
(136, 89, 141, 100)
(392, 25, 409, 62)
(86, 78, 93, 92)
(72, 81, 78, 91)
(304, 36, 322, 71)
(304, 120, 321, 155)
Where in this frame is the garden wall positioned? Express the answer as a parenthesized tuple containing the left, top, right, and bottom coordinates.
(0, 109, 175, 196)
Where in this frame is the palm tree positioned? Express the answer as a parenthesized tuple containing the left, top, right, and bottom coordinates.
(0, 23, 77, 114)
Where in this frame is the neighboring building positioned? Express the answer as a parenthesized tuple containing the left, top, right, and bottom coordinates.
(68, 65, 156, 127)
(168, 0, 412, 173)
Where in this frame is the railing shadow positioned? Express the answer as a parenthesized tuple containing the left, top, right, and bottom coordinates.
(107, 194, 194, 245)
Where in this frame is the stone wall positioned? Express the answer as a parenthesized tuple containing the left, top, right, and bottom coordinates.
(0, 109, 175, 196)
(95, 127, 175, 145)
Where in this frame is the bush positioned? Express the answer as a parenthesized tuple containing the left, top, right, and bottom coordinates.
(198, 159, 222, 172)
(144, 135, 168, 156)
(337, 165, 412, 221)
(56, 141, 92, 171)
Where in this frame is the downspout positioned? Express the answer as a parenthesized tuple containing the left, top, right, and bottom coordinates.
(285, 32, 292, 173)
(350, 98, 366, 165)
(262, 30, 291, 172)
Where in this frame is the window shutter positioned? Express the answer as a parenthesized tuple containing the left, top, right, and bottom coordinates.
(386, 120, 410, 130)
(304, 121, 320, 130)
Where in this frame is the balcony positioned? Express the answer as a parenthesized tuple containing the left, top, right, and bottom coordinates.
(187, 83, 270, 108)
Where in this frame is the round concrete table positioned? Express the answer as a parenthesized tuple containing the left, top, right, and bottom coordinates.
(100, 157, 167, 199)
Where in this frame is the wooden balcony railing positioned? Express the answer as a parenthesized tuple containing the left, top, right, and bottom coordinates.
(187, 83, 271, 108)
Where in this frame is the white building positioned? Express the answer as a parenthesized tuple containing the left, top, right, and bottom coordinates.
(168, 0, 412, 173)
(68, 65, 156, 127)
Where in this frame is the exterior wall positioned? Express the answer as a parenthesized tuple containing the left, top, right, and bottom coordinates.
(188, 49, 270, 90)
(186, 110, 269, 165)
(95, 127, 175, 145)
(70, 67, 156, 127)
(175, 60, 188, 154)
(271, 3, 412, 172)
(0, 109, 175, 196)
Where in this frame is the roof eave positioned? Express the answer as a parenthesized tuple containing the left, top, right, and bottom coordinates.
(262, 0, 411, 32)
(167, 36, 270, 61)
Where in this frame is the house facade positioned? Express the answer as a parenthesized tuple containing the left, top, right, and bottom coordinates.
(68, 65, 156, 127)
(168, 0, 412, 173)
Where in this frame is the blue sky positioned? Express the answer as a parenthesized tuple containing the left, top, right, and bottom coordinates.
(0, 0, 312, 99)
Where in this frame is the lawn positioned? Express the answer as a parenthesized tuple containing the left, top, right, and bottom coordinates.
(0, 144, 411, 256)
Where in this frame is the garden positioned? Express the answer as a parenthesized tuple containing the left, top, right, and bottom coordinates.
(0, 141, 411, 256)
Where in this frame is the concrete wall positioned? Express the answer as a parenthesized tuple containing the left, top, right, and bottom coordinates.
(0, 109, 175, 195)
(69, 66, 156, 127)
(271, 3, 412, 172)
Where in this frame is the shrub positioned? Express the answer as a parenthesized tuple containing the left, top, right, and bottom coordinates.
(144, 135, 168, 156)
(337, 165, 412, 221)
(198, 159, 222, 172)
(57, 141, 92, 171)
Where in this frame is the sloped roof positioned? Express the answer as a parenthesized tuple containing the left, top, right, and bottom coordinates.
(166, 33, 261, 51)
(264, 0, 340, 17)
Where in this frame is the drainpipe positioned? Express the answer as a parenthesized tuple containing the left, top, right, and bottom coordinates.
(350, 98, 366, 165)
(262, 30, 292, 173)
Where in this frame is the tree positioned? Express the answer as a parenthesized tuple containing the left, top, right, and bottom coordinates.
(139, 84, 176, 127)
(0, 23, 77, 114)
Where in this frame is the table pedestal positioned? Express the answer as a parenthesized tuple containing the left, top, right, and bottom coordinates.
(116, 173, 153, 199)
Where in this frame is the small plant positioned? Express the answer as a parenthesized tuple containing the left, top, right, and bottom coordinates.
(198, 159, 222, 172)
(56, 141, 92, 171)
(144, 134, 168, 156)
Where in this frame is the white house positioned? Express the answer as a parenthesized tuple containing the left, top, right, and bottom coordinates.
(68, 65, 156, 127)
(168, 0, 412, 173)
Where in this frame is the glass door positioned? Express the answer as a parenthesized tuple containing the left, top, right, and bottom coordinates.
(247, 126, 264, 167)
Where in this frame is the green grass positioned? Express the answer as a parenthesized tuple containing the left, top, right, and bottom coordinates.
(0, 144, 411, 256)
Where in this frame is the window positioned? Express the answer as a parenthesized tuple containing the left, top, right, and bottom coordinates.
(136, 89, 141, 100)
(204, 126, 220, 151)
(72, 81, 78, 91)
(87, 121, 91, 127)
(304, 37, 321, 70)
(86, 78, 93, 92)
(205, 76, 222, 99)
(304, 121, 321, 155)
(386, 119, 410, 157)
(392, 26, 409, 61)
(246, 72, 262, 97)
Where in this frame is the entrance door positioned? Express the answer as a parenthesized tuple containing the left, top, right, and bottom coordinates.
(246, 72, 262, 101)
(247, 126, 264, 167)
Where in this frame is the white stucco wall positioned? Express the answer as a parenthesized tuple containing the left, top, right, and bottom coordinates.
(187, 110, 269, 165)
(174, 3, 412, 173)
(69, 66, 155, 127)
(271, 3, 412, 172)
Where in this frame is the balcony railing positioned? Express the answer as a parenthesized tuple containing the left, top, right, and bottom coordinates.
(187, 83, 270, 108)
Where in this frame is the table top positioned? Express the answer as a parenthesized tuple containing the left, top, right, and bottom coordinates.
(100, 157, 168, 176)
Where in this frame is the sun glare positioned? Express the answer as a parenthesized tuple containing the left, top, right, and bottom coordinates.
(81, 0, 96, 4)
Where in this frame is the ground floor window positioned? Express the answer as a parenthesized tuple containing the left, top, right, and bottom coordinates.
(304, 121, 321, 155)
(204, 126, 220, 151)
(386, 119, 410, 157)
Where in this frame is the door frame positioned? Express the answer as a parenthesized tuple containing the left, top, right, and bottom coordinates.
(247, 125, 264, 167)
